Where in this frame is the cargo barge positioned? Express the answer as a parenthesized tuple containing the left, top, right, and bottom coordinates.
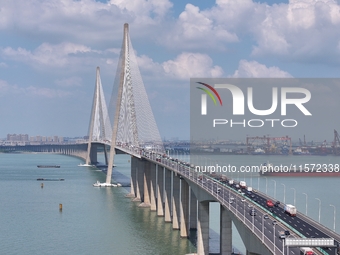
(37, 178, 64, 181)
(37, 165, 60, 168)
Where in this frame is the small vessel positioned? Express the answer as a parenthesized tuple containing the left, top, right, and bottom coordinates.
(93, 180, 121, 187)
(293, 147, 311, 155)
(37, 165, 60, 168)
(78, 163, 93, 167)
(37, 178, 64, 181)
(252, 148, 265, 155)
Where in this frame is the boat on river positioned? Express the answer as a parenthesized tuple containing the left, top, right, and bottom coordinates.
(93, 180, 122, 187)
(37, 165, 60, 168)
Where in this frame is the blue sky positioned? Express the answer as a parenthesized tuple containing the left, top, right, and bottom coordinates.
(1, 0, 340, 141)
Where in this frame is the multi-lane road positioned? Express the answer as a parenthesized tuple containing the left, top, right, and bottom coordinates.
(144, 151, 340, 255)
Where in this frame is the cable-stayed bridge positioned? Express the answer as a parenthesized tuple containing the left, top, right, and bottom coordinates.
(78, 23, 340, 255)
(3, 24, 340, 255)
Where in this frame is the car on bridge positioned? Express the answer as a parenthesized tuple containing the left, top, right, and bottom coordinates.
(249, 209, 257, 216)
(300, 247, 314, 255)
(266, 200, 274, 207)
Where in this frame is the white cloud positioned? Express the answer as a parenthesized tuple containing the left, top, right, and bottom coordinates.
(162, 52, 223, 80)
(251, 0, 340, 60)
(0, 0, 172, 45)
(109, 0, 172, 18)
(136, 54, 163, 73)
(162, 3, 238, 50)
(231, 60, 292, 78)
(156, 0, 340, 65)
(1, 42, 100, 69)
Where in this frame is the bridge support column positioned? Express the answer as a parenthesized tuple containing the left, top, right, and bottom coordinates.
(103, 144, 108, 166)
(89, 144, 98, 165)
(197, 201, 209, 255)
(190, 187, 197, 230)
(132, 157, 142, 202)
(246, 251, 261, 255)
(139, 161, 151, 207)
(172, 173, 180, 229)
(149, 162, 157, 211)
(164, 168, 172, 222)
(220, 205, 232, 255)
(157, 166, 164, 216)
(180, 179, 189, 238)
(126, 156, 136, 198)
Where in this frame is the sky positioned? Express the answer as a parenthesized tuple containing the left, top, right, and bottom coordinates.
(1, 0, 340, 142)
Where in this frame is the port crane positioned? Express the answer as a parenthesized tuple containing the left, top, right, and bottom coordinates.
(332, 129, 340, 155)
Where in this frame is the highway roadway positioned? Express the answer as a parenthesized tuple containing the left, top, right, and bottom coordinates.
(144, 151, 339, 255)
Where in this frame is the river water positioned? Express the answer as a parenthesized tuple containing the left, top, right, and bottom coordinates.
(1, 152, 339, 255)
(0, 153, 195, 255)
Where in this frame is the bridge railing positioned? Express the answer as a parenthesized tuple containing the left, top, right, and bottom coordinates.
(143, 151, 285, 254)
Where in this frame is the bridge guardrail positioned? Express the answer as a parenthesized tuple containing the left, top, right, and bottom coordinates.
(145, 153, 282, 254)
(143, 151, 331, 255)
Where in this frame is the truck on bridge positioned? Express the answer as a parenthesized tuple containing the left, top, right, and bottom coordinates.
(284, 204, 297, 216)
(278, 231, 286, 239)
(300, 247, 314, 255)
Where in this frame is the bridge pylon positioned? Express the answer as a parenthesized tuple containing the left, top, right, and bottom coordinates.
(106, 23, 164, 184)
(85, 67, 112, 166)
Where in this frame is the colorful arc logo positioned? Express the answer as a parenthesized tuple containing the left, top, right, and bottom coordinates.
(196, 82, 223, 115)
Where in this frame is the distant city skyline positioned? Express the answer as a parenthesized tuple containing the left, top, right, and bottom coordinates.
(1, 0, 340, 141)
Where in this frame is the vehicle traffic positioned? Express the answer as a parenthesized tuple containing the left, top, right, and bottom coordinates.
(284, 204, 297, 216)
(266, 200, 274, 207)
(300, 247, 314, 255)
(239, 181, 246, 188)
(279, 231, 286, 239)
(249, 208, 257, 216)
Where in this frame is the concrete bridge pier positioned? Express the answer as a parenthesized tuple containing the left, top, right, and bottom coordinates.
(89, 144, 98, 164)
(197, 201, 209, 255)
(172, 173, 181, 229)
(246, 251, 261, 255)
(180, 179, 189, 238)
(125, 156, 136, 198)
(220, 205, 232, 255)
(190, 188, 197, 230)
(149, 162, 157, 211)
(132, 157, 143, 202)
(139, 161, 151, 208)
(156, 165, 164, 216)
(164, 168, 172, 222)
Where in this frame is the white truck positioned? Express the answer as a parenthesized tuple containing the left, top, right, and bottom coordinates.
(247, 186, 253, 192)
(228, 180, 234, 185)
(240, 181, 246, 188)
(300, 247, 314, 255)
(284, 204, 297, 216)
(279, 231, 286, 239)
